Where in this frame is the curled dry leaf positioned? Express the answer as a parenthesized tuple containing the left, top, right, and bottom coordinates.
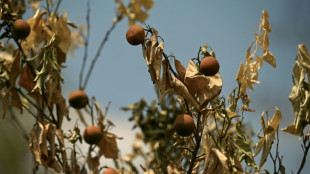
(205, 148, 229, 174)
(142, 29, 163, 83)
(171, 75, 200, 110)
(44, 12, 72, 53)
(29, 121, 62, 173)
(0, 50, 23, 118)
(254, 106, 282, 169)
(174, 58, 186, 82)
(184, 60, 222, 106)
(235, 10, 276, 110)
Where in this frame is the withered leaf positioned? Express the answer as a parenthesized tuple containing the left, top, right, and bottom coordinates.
(170, 75, 200, 110)
(98, 132, 119, 159)
(261, 51, 276, 68)
(282, 44, 310, 136)
(19, 64, 36, 92)
(159, 59, 172, 103)
(56, 129, 67, 171)
(29, 121, 62, 172)
(184, 60, 222, 106)
(254, 107, 282, 169)
(87, 156, 99, 174)
(174, 58, 186, 82)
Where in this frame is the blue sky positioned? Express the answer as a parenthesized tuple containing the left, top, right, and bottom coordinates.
(57, 0, 310, 173)
(19, 0, 310, 173)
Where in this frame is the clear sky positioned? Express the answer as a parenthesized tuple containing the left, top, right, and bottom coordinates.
(57, 0, 310, 173)
(1, 0, 308, 173)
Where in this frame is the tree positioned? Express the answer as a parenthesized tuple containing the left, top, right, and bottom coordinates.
(0, 0, 310, 174)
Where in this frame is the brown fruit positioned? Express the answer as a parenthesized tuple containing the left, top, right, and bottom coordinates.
(68, 90, 89, 109)
(199, 56, 220, 76)
(126, 24, 145, 45)
(83, 126, 103, 145)
(174, 114, 195, 137)
(103, 168, 118, 174)
(12, 19, 31, 39)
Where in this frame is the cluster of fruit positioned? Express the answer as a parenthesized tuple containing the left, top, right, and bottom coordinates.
(68, 90, 117, 174)
(126, 24, 220, 137)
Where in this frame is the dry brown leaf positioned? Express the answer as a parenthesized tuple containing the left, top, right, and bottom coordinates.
(87, 156, 100, 174)
(70, 149, 81, 174)
(174, 58, 186, 82)
(159, 59, 172, 103)
(19, 64, 36, 92)
(25, 9, 46, 53)
(55, 129, 67, 171)
(153, 41, 164, 82)
(171, 75, 200, 110)
(98, 132, 119, 159)
(45, 13, 72, 53)
(29, 121, 62, 173)
(212, 148, 229, 173)
(184, 60, 222, 106)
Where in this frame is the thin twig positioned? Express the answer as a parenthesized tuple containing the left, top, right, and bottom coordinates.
(79, 0, 91, 89)
(53, 0, 62, 14)
(297, 134, 310, 174)
(81, 19, 119, 90)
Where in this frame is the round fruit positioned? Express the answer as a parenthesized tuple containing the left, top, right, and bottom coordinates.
(126, 24, 145, 45)
(68, 90, 89, 109)
(199, 56, 220, 76)
(103, 168, 118, 174)
(12, 19, 31, 39)
(174, 114, 195, 137)
(83, 126, 103, 145)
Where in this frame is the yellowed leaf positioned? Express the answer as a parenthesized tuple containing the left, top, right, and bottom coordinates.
(26, 9, 47, 53)
(261, 51, 276, 68)
(298, 44, 310, 71)
(254, 107, 282, 169)
(212, 148, 229, 173)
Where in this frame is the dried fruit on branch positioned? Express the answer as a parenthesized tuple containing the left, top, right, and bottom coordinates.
(12, 19, 31, 39)
(68, 90, 89, 109)
(174, 114, 195, 137)
(83, 126, 103, 145)
(185, 59, 222, 106)
(126, 24, 145, 45)
(199, 56, 220, 76)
